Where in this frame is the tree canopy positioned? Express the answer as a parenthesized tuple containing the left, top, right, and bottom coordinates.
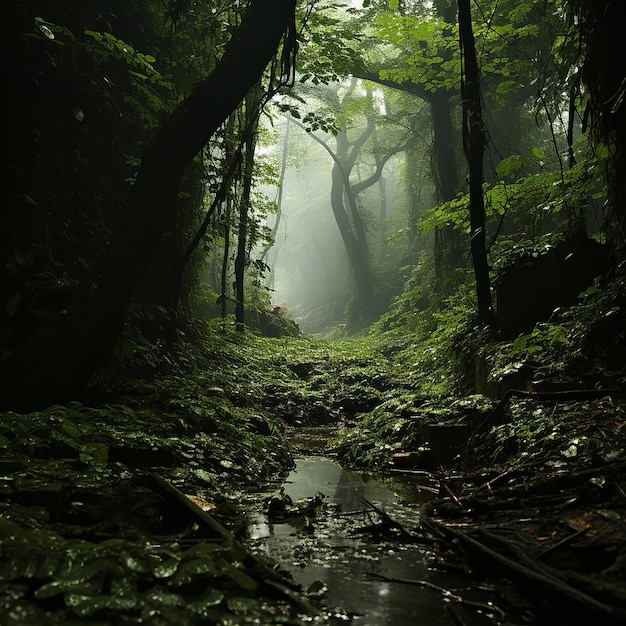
(2, 0, 626, 406)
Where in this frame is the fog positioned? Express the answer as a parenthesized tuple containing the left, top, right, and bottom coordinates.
(264, 110, 415, 335)
(268, 123, 352, 335)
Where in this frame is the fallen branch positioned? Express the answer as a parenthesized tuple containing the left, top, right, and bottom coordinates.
(428, 519, 617, 619)
(365, 572, 505, 618)
(534, 528, 589, 561)
(144, 472, 320, 616)
(263, 579, 322, 616)
(471, 459, 626, 502)
(440, 480, 464, 508)
(145, 471, 233, 541)
(360, 498, 414, 541)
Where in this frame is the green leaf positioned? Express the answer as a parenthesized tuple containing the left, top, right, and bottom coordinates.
(187, 587, 224, 611)
(193, 468, 216, 484)
(226, 596, 260, 612)
(596, 509, 621, 521)
(532, 146, 545, 160)
(496, 154, 524, 179)
(35, 581, 65, 599)
(34, 18, 56, 40)
(86, 442, 108, 466)
(55, 559, 111, 586)
(66, 593, 111, 616)
(167, 558, 221, 587)
(182, 543, 222, 558)
(561, 444, 577, 458)
(153, 557, 180, 578)
(58, 417, 79, 438)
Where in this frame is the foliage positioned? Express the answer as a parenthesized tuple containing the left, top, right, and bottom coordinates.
(0, 381, 289, 498)
(372, 259, 486, 393)
(0, 514, 293, 625)
(373, 8, 459, 93)
(479, 395, 625, 469)
(296, 1, 366, 86)
(420, 136, 606, 239)
(1, 0, 299, 397)
(362, 0, 542, 99)
(0, 319, 440, 622)
(1, 325, 394, 623)
(332, 393, 493, 469)
(2, 274, 626, 622)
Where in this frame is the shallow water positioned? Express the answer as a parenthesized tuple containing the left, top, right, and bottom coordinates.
(284, 456, 406, 511)
(247, 455, 497, 625)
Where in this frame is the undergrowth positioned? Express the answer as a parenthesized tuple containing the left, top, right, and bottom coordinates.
(3, 262, 626, 623)
(0, 319, 407, 625)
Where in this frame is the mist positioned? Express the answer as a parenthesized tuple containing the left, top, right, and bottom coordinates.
(264, 109, 415, 335)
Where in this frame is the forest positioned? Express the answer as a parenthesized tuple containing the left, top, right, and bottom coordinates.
(1, 0, 626, 624)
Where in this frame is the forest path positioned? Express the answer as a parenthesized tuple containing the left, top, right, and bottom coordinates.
(249, 334, 626, 626)
(1, 331, 625, 624)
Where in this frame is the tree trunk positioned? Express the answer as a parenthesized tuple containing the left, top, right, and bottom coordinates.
(260, 115, 290, 274)
(355, 72, 463, 275)
(428, 89, 464, 277)
(378, 175, 387, 263)
(458, 0, 495, 327)
(574, 0, 626, 259)
(221, 215, 231, 319)
(290, 116, 386, 328)
(429, 91, 459, 204)
(0, 0, 297, 411)
(235, 91, 261, 332)
(330, 159, 375, 325)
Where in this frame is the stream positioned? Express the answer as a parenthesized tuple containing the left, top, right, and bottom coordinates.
(245, 451, 500, 625)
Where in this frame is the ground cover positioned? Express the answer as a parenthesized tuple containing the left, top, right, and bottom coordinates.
(0, 323, 401, 625)
(1, 317, 625, 625)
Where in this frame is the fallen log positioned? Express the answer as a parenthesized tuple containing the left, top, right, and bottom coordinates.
(143, 472, 320, 616)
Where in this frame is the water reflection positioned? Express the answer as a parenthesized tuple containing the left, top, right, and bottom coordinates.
(248, 456, 464, 626)
(247, 512, 272, 540)
(283, 456, 399, 512)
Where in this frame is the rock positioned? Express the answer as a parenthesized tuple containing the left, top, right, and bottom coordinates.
(496, 238, 608, 339)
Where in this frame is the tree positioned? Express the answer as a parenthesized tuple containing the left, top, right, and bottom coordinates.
(234, 84, 264, 332)
(352, 0, 464, 275)
(458, 0, 495, 326)
(289, 79, 400, 328)
(353, 0, 568, 272)
(567, 0, 626, 258)
(0, 0, 298, 411)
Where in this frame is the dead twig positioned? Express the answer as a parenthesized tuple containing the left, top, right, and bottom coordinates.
(263, 579, 321, 616)
(359, 498, 414, 540)
(365, 572, 505, 618)
(440, 480, 464, 508)
(429, 520, 618, 619)
(534, 528, 589, 561)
